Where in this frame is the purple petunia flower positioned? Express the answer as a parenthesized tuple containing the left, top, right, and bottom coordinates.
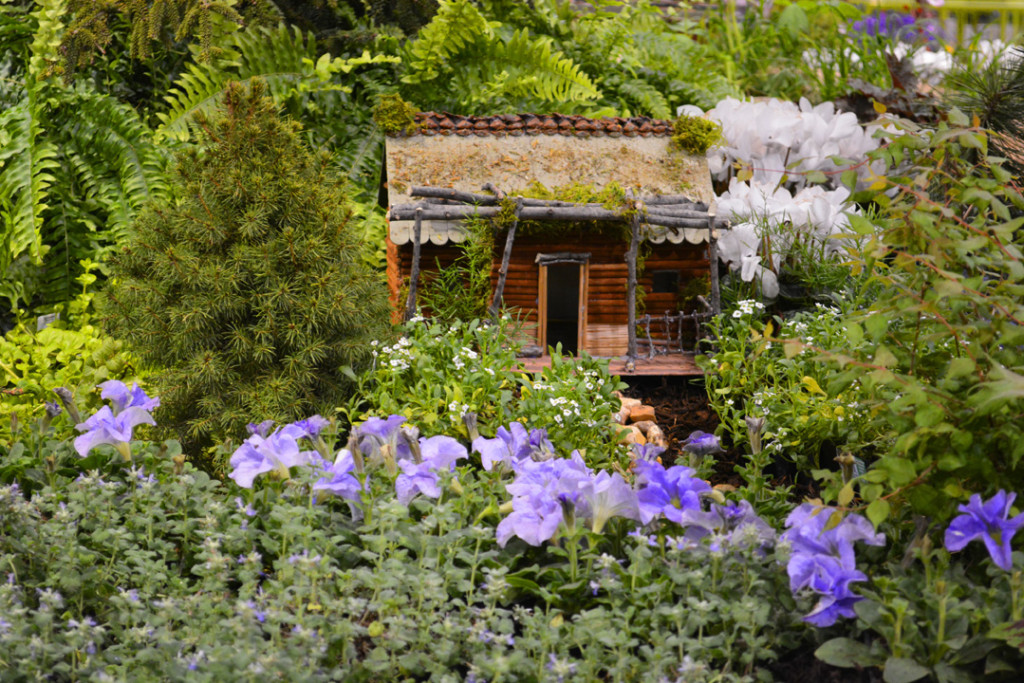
(472, 422, 553, 471)
(634, 461, 711, 525)
(782, 504, 884, 591)
(781, 504, 885, 627)
(676, 499, 775, 549)
(228, 426, 317, 488)
(394, 435, 467, 505)
(74, 405, 156, 459)
(98, 380, 160, 415)
(247, 420, 276, 437)
(312, 451, 366, 505)
(802, 561, 870, 627)
(944, 490, 1024, 571)
(576, 470, 639, 533)
(290, 415, 330, 439)
(496, 455, 591, 547)
(630, 442, 666, 463)
(680, 431, 724, 458)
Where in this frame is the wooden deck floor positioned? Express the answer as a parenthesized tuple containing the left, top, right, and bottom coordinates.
(517, 353, 704, 376)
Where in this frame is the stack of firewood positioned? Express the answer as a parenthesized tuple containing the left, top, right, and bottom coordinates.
(611, 391, 668, 450)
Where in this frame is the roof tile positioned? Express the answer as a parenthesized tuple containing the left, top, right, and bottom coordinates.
(402, 111, 675, 138)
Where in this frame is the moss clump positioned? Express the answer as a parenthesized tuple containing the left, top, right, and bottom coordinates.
(671, 115, 722, 155)
(373, 94, 419, 135)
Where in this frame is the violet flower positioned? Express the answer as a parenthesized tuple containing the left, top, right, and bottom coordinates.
(247, 420, 276, 437)
(496, 454, 591, 547)
(74, 405, 156, 460)
(781, 504, 885, 627)
(98, 380, 160, 414)
(680, 431, 724, 458)
(394, 435, 467, 505)
(357, 415, 411, 471)
(782, 504, 885, 591)
(312, 451, 366, 505)
(630, 442, 665, 463)
(676, 499, 775, 549)
(473, 422, 554, 471)
(944, 490, 1024, 571)
(634, 462, 711, 525)
(228, 427, 317, 488)
(290, 415, 329, 439)
(802, 563, 870, 627)
(576, 470, 640, 533)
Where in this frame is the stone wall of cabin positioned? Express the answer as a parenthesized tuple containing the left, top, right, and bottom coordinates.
(389, 229, 709, 357)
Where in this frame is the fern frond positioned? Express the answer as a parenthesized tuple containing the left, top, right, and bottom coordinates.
(402, 0, 495, 84)
(618, 77, 671, 119)
(156, 25, 384, 142)
(0, 97, 59, 272)
(492, 29, 598, 106)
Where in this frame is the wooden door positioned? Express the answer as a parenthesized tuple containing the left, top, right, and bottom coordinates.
(538, 260, 588, 355)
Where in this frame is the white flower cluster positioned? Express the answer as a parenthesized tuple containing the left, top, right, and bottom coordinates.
(371, 336, 415, 372)
(730, 299, 765, 319)
(700, 97, 881, 189)
(716, 178, 859, 298)
(448, 401, 470, 423)
(681, 97, 884, 297)
(450, 345, 484, 373)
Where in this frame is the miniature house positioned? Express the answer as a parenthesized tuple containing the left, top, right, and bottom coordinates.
(383, 112, 727, 374)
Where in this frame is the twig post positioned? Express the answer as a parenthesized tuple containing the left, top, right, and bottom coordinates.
(489, 195, 522, 321)
(404, 208, 423, 322)
(708, 215, 721, 315)
(626, 202, 641, 362)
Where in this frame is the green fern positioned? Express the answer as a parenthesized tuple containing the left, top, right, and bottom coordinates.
(155, 25, 397, 142)
(615, 77, 671, 119)
(0, 98, 59, 273)
(402, 0, 496, 84)
(400, 0, 600, 114)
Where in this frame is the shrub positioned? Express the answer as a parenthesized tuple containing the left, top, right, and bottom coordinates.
(101, 80, 389, 452)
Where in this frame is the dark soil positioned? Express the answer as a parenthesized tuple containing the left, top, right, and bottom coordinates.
(619, 376, 741, 486)
(619, 377, 826, 497)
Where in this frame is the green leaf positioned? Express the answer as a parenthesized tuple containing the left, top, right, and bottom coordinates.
(914, 402, 944, 428)
(805, 170, 828, 185)
(948, 108, 970, 127)
(866, 498, 890, 527)
(946, 357, 975, 380)
(845, 321, 863, 346)
(880, 457, 918, 487)
(815, 638, 882, 668)
(883, 657, 931, 683)
(776, 4, 810, 36)
(864, 313, 888, 341)
(837, 480, 855, 507)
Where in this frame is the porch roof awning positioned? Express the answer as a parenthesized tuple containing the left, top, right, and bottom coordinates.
(387, 186, 727, 246)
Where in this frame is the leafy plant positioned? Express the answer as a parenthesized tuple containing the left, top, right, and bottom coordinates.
(0, 2, 171, 310)
(417, 217, 495, 323)
(395, 0, 601, 115)
(810, 113, 1024, 523)
(101, 80, 390, 452)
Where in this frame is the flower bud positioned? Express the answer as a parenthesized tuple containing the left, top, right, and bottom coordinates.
(53, 387, 82, 425)
(462, 412, 480, 441)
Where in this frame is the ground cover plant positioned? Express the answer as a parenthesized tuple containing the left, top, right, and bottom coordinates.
(5, 0, 1024, 680)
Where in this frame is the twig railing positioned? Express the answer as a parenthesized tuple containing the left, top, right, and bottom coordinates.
(637, 297, 714, 359)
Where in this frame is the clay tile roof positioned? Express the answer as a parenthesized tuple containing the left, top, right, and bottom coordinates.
(392, 112, 676, 138)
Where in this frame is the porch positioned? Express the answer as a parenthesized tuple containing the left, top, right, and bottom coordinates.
(517, 352, 705, 377)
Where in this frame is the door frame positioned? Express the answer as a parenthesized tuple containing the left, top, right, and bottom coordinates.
(536, 253, 590, 355)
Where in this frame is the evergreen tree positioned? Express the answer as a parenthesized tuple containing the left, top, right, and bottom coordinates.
(102, 80, 389, 452)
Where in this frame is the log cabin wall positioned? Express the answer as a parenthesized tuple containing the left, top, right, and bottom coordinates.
(391, 228, 709, 356)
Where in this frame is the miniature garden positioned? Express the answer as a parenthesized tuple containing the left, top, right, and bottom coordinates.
(3, 0, 1024, 680)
